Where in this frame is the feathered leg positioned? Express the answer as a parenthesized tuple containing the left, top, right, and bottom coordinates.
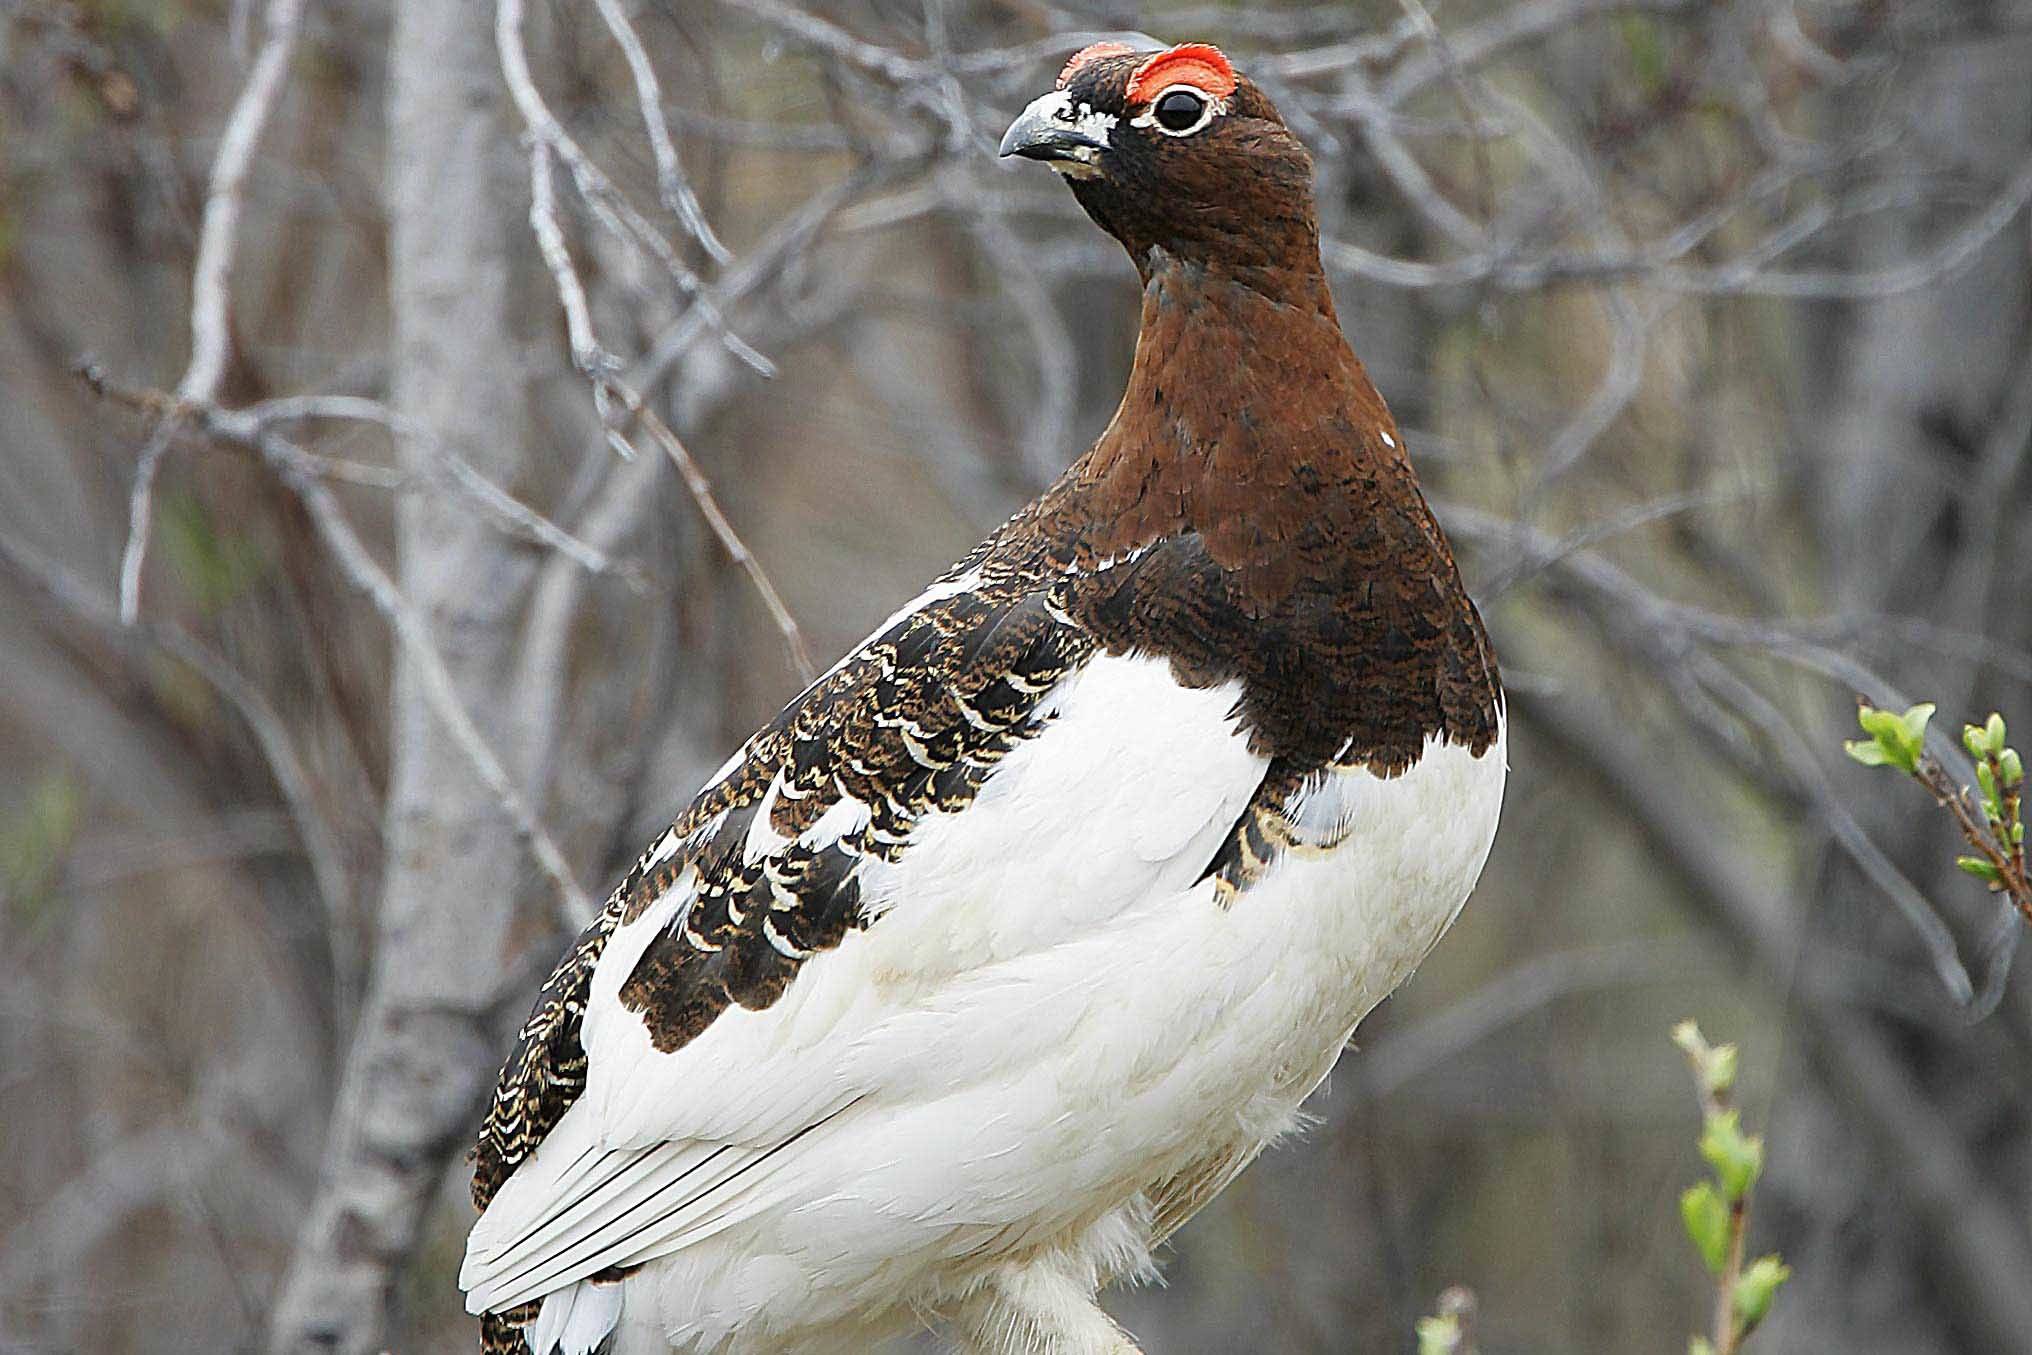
(952, 1261, 1144, 1355)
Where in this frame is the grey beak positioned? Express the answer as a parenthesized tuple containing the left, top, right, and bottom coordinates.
(999, 96, 1106, 163)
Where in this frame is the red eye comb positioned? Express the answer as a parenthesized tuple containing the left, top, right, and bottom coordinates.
(1126, 43, 1237, 105)
(1057, 41, 1135, 89)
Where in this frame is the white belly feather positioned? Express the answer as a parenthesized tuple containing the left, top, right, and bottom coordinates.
(468, 651, 1507, 1354)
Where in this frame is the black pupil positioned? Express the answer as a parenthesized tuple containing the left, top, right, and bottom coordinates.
(1154, 89, 1205, 132)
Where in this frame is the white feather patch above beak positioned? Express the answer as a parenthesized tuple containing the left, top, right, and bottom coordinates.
(1000, 89, 1117, 179)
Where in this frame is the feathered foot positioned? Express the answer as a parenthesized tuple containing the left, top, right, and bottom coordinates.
(952, 1260, 1144, 1355)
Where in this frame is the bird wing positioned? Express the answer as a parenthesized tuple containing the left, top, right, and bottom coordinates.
(463, 547, 1275, 1316)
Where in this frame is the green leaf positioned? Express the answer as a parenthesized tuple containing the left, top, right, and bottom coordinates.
(1844, 739, 1892, 768)
(1978, 761, 1999, 815)
(1671, 1018, 1706, 1057)
(1966, 724, 1989, 759)
(1415, 1314, 1460, 1355)
(1733, 1254, 1791, 1330)
(1690, 1340, 1717, 1355)
(2001, 748, 2024, 789)
(1700, 1111, 1764, 1200)
(1681, 1181, 1731, 1275)
(1987, 713, 2008, 756)
(1958, 856, 2003, 884)
(1853, 703, 1921, 771)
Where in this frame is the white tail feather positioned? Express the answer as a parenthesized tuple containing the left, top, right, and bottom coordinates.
(524, 1279, 622, 1355)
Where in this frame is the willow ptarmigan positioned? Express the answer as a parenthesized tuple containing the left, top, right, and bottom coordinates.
(462, 39, 1504, 1355)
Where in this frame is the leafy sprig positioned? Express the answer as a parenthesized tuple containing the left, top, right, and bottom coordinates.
(1674, 1020, 1788, 1355)
(1844, 703, 2029, 921)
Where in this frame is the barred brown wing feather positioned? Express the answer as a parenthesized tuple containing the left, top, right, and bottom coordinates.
(470, 569, 1092, 1216)
(616, 585, 1095, 1053)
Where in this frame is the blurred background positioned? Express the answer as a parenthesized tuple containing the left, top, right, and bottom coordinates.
(4, 1, 2031, 1351)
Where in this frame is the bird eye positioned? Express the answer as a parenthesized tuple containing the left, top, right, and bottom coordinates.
(1152, 87, 1210, 135)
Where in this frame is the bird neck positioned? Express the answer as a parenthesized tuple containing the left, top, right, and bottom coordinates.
(1001, 250, 1501, 772)
(1130, 240, 1337, 315)
(1046, 249, 1416, 579)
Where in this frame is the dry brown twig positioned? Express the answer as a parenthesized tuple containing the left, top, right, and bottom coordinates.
(1924, 759, 2032, 919)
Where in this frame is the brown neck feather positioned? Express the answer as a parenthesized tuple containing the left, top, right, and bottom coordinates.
(1043, 249, 1418, 605)
(1008, 247, 1502, 771)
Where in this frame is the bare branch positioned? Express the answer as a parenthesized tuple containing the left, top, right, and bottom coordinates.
(628, 166, 876, 395)
(0, 522, 360, 999)
(589, 0, 730, 263)
(116, 0, 306, 625)
(525, 139, 610, 387)
(252, 423, 596, 926)
(1529, 290, 1659, 493)
(116, 418, 183, 623)
(241, 394, 655, 588)
(87, 368, 596, 927)
(1322, 154, 2032, 298)
(1337, 65, 1490, 252)
(1347, 940, 1716, 1104)
(1442, 502, 2004, 1004)
(181, 0, 305, 404)
(622, 402, 817, 683)
(498, 6, 815, 683)
(1380, 0, 1696, 104)
(496, 0, 771, 375)
(714, 0, 928, 85)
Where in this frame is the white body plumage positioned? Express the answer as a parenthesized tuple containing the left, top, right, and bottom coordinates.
(463, 650, 1507, 1355)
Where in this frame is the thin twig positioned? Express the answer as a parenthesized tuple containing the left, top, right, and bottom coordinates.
(0, 522, 360, 1012)
(628, 166, 876, 395)
(1390, 0, 1499, 231)
(1319, 155, 2032, 298)
(715, 0, 927, 84)
(256, 424, 595, 926)
(239, 393, 654, 588)
(621, 403, 816, 683)
(918, 5, 1075, 487)
(116, 0, 306, 625)
(498, 16, 815, 683)
(1912, 755, 2032, 925)
(1379, 0, 1696, 104)
(1441, 501, 2002, 1007)
(181, 0, 305, 404)
(86, 368, 595, 926)
(590, 0, 730, 263)
(496, 0, 770, 375)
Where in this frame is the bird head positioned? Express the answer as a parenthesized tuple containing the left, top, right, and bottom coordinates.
(999, 41, 1318, 281)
